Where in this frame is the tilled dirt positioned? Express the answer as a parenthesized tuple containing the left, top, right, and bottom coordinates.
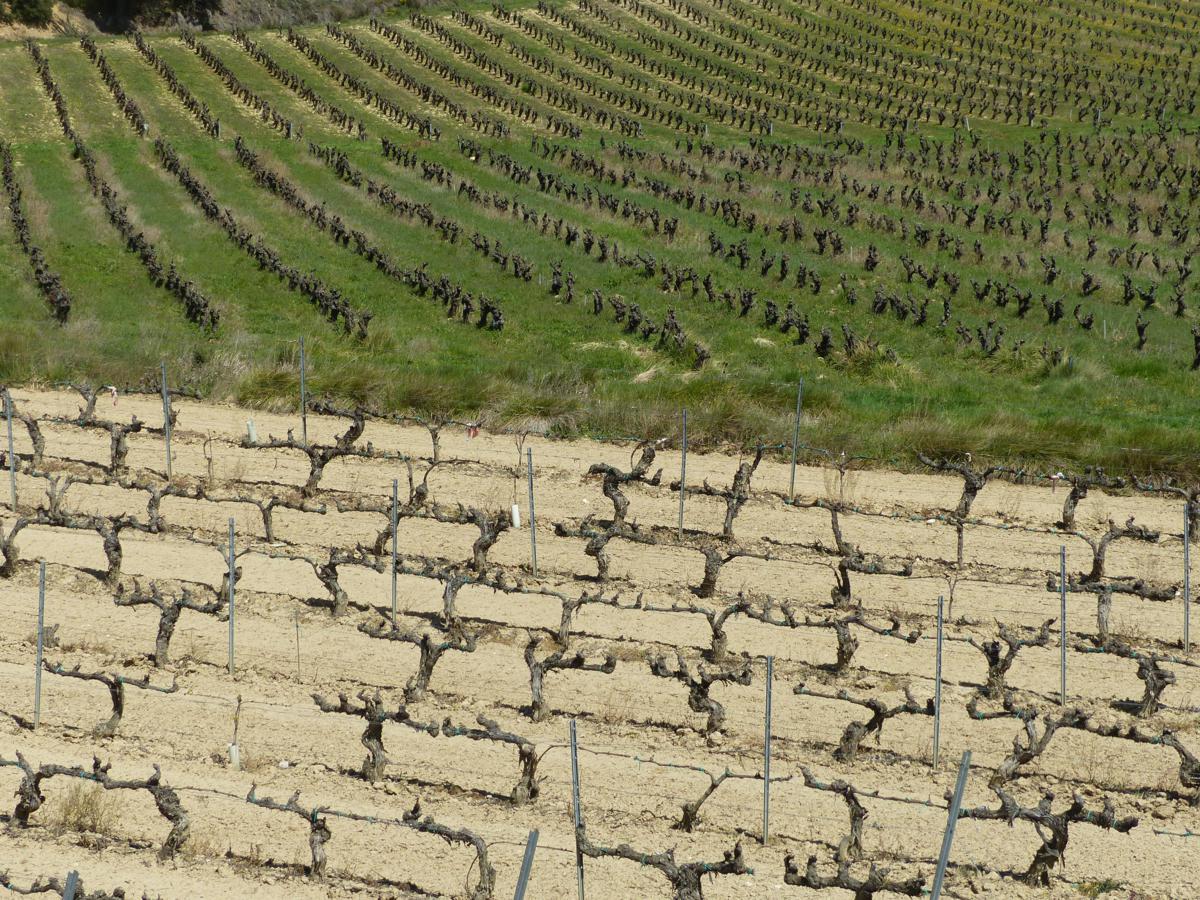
(0, 387, 1198, 899)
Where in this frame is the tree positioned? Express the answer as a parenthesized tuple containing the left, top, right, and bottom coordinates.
(10, 0, 53, 26)
(75, 0, 219, 30)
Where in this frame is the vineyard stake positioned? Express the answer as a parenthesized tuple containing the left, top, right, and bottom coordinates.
(513, 829, 539, 900)
(678, 408, 688, 539)
(1059, 545, 1067, 705)
(788, 380, 803, 501)
(299, 336, 308, 448)
(34, 560, 46, 729)
(526, 447, 538, 578)
(228, 517, 236, 676)
(62, 871, 79, 900)
(229, 694, 242, 769)
(570, 718, 585, 900)
(160, 361, 173, 480)
(391, 478, 399, 627)
(762, 655, 773, 844)
(294, 610, 301, 681)
(931, 750, 972, 900)
(204, 435, 215, 487)
(933, 595, 943, 770)
(6, 389, 17, 509)
(1185, 508, 1191, 654)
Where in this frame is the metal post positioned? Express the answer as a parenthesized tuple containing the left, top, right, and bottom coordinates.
(513, 829, 539, 900)
(527, 447, 538, 578)
(933, 595, 943, 770)
(930, 750, 972, 900)
(6, 390, 17, 509)
(1185, 507, 1191, 654)
(299, 336, 308, 447)
(569, 719, 585, 900)
(34, 560, 45, 729)
(227, 518, 236, 676)
(62, 872, 80, 900)
(160, 361, 173, 480)
(788, 380, 803, 501)
(677, 408, 688, 539)
(294, 611, 301, 681)
(1060, 545, 1067, 705)
(762, 655, 773, 844)
(391, 478, 399, 627)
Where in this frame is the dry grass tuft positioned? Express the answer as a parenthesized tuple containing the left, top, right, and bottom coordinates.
(46, 782, 123, 836)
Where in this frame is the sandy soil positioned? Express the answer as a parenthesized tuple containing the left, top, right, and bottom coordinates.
(0, 387, 1198, 899)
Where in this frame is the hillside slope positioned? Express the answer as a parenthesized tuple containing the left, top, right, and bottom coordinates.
(1, 0, 1199, 474)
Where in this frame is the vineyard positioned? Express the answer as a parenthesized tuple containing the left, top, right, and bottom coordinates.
(0, 1, 1198, 467)
(3, 1, 1200, 898)
(0, 384, 1197, 898)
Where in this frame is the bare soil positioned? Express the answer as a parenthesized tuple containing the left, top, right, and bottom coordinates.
(1, 387, 1197, 899)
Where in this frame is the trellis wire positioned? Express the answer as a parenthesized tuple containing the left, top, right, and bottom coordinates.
(34, 560, 45, 729)
(931, 750, 971, 900)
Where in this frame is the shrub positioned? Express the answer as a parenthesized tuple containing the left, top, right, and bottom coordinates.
(10, 0, 54, 25)
(47, 782, 123, 836)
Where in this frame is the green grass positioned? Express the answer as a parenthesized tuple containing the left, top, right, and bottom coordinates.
(3, 1, 1200, 475)
(1075, 879, 1126, 898)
